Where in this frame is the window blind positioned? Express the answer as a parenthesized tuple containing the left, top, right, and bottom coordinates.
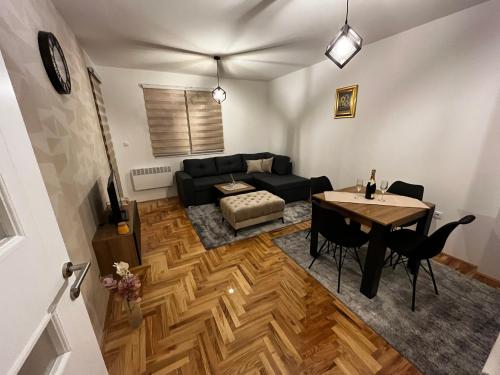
(142, 87, 224, 157)
(186, 90, 224, 154)
(87, 68, 123, 196)
(142, 88, 191, 157)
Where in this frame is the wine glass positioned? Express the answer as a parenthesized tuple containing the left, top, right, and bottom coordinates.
(379, 180, 389, 201)
(355, 178, 363, 199)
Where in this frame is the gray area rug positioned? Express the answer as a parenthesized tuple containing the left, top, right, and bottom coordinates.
(186, 201, 311, 249)
(273, 230, 500, 375)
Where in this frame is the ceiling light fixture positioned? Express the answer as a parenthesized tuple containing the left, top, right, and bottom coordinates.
(325, 0, 363, 69)
(212, 56, 226, 104)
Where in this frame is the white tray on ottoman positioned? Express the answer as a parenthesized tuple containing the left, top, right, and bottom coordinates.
(220, 191, 285, 236)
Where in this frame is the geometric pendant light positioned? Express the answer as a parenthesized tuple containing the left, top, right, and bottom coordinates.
(325, 0, 363, 69)
(211, 56, 226, 104)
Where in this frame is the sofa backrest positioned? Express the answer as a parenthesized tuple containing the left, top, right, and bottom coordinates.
(271, 155, 291, 175)
(241, 152, 273, 161)
(183, 152, 291, 177)
(183, 157, 217, 177)
(214, 154, 245, 174)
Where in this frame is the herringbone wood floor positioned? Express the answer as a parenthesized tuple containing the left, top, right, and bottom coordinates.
(101, 198, 422, 374)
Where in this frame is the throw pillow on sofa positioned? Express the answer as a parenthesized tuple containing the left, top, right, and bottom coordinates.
(272, 155, 290, 175)
(262, 157, 273, 173)
(246, 159, 263, 173)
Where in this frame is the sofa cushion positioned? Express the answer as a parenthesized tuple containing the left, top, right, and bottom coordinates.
(246, 159, 264, 173)
(192, 175, 225, 192)
(241, 152, 273, 161)
(220, 173, 255, 184)
(262, 157, 273, 173)
(272, 155, 291, 175)
(254, 173, 310, 191)
(215, 154, 245, 174)
(184, 158, 217, 177)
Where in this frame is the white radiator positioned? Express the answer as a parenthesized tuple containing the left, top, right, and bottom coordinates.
(130, 166, 173, 191)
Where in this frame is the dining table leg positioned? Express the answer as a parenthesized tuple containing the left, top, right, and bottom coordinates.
(360, 222, 391, 298)
(416, 205, 435, 236)
(309, 200, 319, 257)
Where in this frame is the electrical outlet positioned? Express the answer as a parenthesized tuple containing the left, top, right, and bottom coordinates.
(433, 210, 443, 220)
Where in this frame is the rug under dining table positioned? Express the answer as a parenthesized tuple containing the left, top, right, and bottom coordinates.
(273, 230, 500, 375)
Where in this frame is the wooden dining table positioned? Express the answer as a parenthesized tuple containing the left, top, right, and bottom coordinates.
(310, 186, 435, 299)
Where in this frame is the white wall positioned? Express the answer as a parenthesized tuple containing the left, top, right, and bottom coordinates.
(269, 0, 500, 279)
(96, 66, 274, 202)
(0, 0, 111, 341)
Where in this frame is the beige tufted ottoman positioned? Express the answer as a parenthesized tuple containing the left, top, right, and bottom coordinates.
(220, 191, 285, 235)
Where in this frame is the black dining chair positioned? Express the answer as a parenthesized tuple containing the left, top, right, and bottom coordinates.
(386, 215, 475, 311)
(308, 201, 369, 293)
(306, 176, 334, 239)
(387, 180, 424, 201)
(385, 180, 425, 265)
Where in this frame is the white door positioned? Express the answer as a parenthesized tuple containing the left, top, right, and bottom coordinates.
(0, 51, 107, 375)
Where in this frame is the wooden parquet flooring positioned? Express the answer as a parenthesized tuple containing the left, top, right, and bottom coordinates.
(101, 198, 421, 375)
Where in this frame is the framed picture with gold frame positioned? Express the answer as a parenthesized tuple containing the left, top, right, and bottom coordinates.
(334, 85, 358, 118)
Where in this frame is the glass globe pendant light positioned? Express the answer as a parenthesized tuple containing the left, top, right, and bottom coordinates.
(325, 0, 363, 69)
(212, 56, 226, 104)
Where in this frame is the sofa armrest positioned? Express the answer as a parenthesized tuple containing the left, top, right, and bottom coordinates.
(175, 171, 195, 207)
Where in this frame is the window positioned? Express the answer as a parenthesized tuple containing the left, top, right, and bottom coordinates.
(143, 88, 191, 156)
(185, 90, 224, 154)
(142, 87, 224, 157)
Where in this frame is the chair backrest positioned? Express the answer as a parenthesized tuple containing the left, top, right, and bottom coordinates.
(411, 215, 476, 261)
(312, 201, 350, 244)
(311, 176, 333, 196)
(387, 180, 424, 200)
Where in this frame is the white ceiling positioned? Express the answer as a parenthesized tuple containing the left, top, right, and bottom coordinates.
(53, 0, 487, 81)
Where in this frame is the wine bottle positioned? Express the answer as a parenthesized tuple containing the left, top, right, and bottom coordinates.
(364, 169, 377, 200)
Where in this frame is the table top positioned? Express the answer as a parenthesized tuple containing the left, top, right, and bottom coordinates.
(214, 181, 256, 195)
(313, 186, 434, 227)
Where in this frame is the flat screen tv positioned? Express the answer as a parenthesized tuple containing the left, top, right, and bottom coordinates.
(107, 172, 127, 223)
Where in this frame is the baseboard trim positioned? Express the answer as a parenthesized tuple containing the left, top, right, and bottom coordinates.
(437, 252, 500, 288)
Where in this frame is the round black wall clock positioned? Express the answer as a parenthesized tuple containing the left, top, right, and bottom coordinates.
(38, 31, 71, 94)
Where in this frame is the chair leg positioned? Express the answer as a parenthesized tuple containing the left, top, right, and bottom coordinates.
(402, 259, 413, 285)
(308, 256, 317, 270)
(318, 239, 327, 253)
(427, 259, 439, 295)
(305, 229, 311, 239)
(308, 239, 327, 269)
(332, 244, 339, 268)
(354, 248, 364, 273)
(384, 250, 393, 266)
(411, 264, 420, 312)
(392, 254, 401, 270)
(337, 246, 343, 293)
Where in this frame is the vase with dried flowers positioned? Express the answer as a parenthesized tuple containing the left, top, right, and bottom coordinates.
(101, 261, 143, 328)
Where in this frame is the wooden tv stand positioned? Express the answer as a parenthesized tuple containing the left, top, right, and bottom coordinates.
(92, 200, 141, 276)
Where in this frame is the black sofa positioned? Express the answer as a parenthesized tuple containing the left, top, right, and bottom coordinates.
(175, 152, 310, 207)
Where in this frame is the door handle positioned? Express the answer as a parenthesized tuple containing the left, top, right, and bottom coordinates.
(62, 261, 91, 300)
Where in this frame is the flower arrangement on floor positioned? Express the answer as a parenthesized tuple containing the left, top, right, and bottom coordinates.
(101, 261, 143, 328)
